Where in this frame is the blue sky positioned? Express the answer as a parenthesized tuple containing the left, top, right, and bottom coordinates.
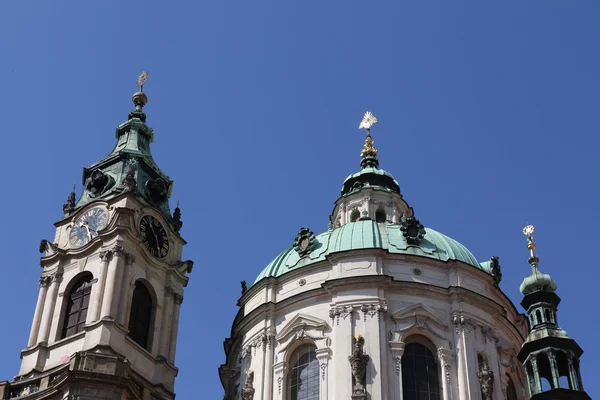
(0, 1, 598, 398)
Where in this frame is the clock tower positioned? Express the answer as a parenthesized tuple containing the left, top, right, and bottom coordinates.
(0, 74, 193, 400)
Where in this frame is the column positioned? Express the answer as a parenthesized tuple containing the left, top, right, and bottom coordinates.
(168, 293, 183, 363)
(567, 356, 581, 391)
(529, 356, 542, 394)
(389, 341, 405, 400)
(158, 286, 174, 359)
(548, 350, 560, 389)
(100, 247, 126, 319)
(38, 271, 62, 344)
(438, 348, 455, 400)
(27, 276, 50, 346)
(89, 250, 112, 322)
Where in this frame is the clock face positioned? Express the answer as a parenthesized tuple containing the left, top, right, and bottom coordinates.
(69, 207, 109, 247)
(139, 215, 169, 258)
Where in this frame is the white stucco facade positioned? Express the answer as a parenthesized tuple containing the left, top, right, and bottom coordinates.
(220, 147, 530, 400)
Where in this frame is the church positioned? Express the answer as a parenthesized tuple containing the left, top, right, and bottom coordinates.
(0, 77, 591, 400)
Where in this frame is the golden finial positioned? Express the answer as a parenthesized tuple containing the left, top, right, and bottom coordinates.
(137, 71, 149, 92)
(132, 71, 149, 108)
(523, 224, 539, 269)
(359, 111, 378, 159)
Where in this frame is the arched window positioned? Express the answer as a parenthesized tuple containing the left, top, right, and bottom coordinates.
(506, 374, 518, 400)
(402, 340, 441, 400)
(128, 281, 153, 350)
(288, 345, 319, 400)
(544, 309, 552, 324)
(375, 209, 386, 223)
(61, 273, 93, 339)
(535, 309, 542, 326)
(350, 209, 360, 222)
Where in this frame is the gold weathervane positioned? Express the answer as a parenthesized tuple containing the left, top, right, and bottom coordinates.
(137, 71, 149, 92)
(522, 224, 539, 267)
(359, 111, 378, 158)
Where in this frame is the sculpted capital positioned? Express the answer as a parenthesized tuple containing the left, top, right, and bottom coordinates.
(39, 275, 51, 288)
(113, 245, 135, 264)
(99, 250, 114, 262)
(174, 293, 184, 305)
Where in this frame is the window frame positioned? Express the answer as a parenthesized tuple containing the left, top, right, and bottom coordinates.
(127, 280, 155, 351)
(401, 337, 442, 400)
(59, 273, 94, 340)
(287, 344, 320, 400)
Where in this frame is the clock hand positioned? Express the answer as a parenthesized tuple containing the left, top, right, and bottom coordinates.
(83, 222, 92, 241)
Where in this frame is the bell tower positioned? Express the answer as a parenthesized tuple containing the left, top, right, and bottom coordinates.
(0, 73, 193, 400)
(517, 225, 589, 400)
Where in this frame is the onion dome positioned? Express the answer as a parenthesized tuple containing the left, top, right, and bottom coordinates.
(519, 225, 557, 295)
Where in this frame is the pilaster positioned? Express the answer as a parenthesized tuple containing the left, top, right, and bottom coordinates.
(158, 286, 174, 359)
(330, 304, 353, 400)
(28, 276, 51, 346)
(389, 341, 405, 400)
(452, 313, 477, 400)
(38, 270, 63, 344)
(273, 362, 288, 400)
(89, 249, 112, 322)
(168, 293, 183, 363)
(315, 347, 331, 400)
(438, 348, 455, 400)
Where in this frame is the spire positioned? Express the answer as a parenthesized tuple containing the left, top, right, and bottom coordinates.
(129, 71, 149, 122)
(359, 111, 379, 169)
(74, 71, 174, 221)
(520, 225, 557, 295)
(517, 224, 590, 399)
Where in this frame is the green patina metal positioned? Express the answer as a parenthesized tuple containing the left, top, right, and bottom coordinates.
(74, 93, 174, 220)
(254, 220, 492, 284)
(340, 167, 401, 196)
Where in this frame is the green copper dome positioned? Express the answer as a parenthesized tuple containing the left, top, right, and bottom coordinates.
(519, 270, 557, 295)
(255, 220, 488, 283)
(340, 167, 401, 196)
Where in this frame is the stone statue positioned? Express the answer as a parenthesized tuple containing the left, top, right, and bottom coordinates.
(122, 168, 136, 193)
(477, 353, 494, 400)
(348, 334, 369, 400)
(240, 369, 255, 400)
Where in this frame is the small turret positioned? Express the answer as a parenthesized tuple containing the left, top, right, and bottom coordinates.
(517, 225, 590, 399)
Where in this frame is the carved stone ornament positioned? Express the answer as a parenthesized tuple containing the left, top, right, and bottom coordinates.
(39, 239, 60, 255)
(172, 205, 183, 232)
(329, 305, 353, 325)
(293, 227, 316, 257)
(490, 256, 502, 284)
(87, 170, 114, 198)
(360, 302, 388, 322)
(122, 168, 137, 193)
(240, 370, 255, 400)
(400, 215, 426, 245)
(145, 178, 168, 204)
(349, 335, 369, 400)
(477, 353, 494, 400)
(63, 189, 76, 216)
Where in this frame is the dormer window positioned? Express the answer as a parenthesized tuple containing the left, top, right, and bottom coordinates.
(350, 209, 360, 222)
